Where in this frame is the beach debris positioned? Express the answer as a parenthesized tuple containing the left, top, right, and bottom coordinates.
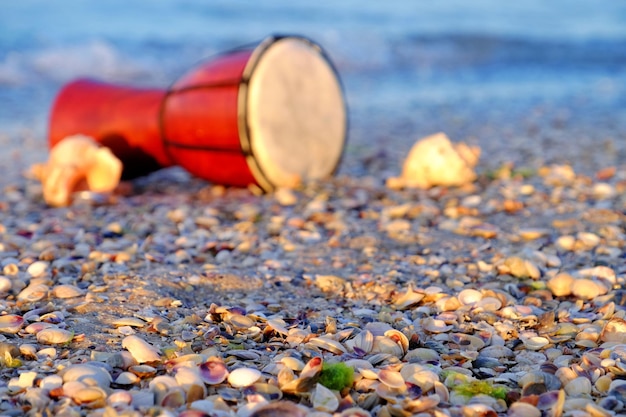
(30, 134, 122, 207)
(387, 132, 480, 189)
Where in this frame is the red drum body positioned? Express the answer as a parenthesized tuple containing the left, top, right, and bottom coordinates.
(49, 35, 347, 190)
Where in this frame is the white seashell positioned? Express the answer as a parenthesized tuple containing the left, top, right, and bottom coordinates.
(114, 371, 139, 385)
(377, 369, 405, 389)
(266, 318, 289, 336)
(17, 284, 49, 302)
(458, 289, 483, 305)
(19, 344, 38, 359)
(0, 314, 24, 334)
(62, 380, 87, 399)
(400, 364, 439, 391)
(108, 390, 133, 407)
(571, 278, 606, 300)
(24, 322, 57, 334)
(371, 335, 404, 357)
(523, 336, 550, 350)
(226, 313, 255, 330)
(27, 261, 49, 277)
(52, 284, 85, 299)
(404, 394, 441, 413)
(564, 376, 592, 396)
(37, 347, 57, 359)
(228, 367, 262, 388)
(175, 367, 207, 398)
(307, 336, 347, 355)
(421, 317, 453, 333)
(507, 401, 541, 417)
(112, 317, 146, 328)
(62, 364, 112, 388)
(547, 273, 574, 297)
(278, 356, 305, 372)
(122, 335, 161, 363)
(312, 383, 339, 412)
(36, 328, 74, 345)
(393, 285, 425, 310)
(40, 374, 63, 391)
(0, 276, 12, 293)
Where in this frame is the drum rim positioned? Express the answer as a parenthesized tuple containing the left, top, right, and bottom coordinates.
(239, 34, 348, 191)
(158, 34, 348, 191)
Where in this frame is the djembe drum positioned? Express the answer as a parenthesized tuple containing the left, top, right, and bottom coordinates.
(49, 35, 347, 190)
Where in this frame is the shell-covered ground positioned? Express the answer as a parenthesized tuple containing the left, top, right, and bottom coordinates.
(0, 145, 626, 417)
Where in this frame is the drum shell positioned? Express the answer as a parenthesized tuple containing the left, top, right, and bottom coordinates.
(161, 49, 257, 187)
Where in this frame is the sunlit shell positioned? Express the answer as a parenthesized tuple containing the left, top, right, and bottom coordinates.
(17, 284, 49, 302)
(404, 394, 441, 414)
(600, 318, 626, 343)
(108, 390, 133, 407)
(507, 402, 541, 417)
(0, 315, 24, 334)
(129, 365, 157, 378)
(401, 364, 440, 392)
(371, 336, 404, 357)
(393, 286, 425, 310)
(122, 335, 161, 363)
(349, 329, 374, 354)
(175, 366, 206, 398)
(62, 364, 112, 388)
(228, 367, 261, 388)
(226, 313, 255, 330)
(160, 387, 185, 408)
(36, 328, 74, 345)
(571, 278, 606, 300)
(458, 288, 483, 305)
(199, 358, 229, 385)
(72, 386, 107, 408)
(384, 330, 409, 354)
(307, 336, 347, 355)
(266, 318, 289, 336)
(52, 284, 85, 299)
(523, 336, 550, 350)
(421, 317, 453, 333)
(338, 407, 372, 417)
(279, 356, 305, 372)
(114, 371, 139, 385)
(112, 317, 146, 328)
(547, 273, 574, 297)
(377, 369, 405, 389)
(564, 376, 592, 396)
(312, 383, 339, 412)
(300, 357, 323, 380)
(375, 383, 407, 403)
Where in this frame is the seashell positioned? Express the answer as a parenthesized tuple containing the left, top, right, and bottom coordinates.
(338, 407, 371, 417)
(52, 284, 85, 299)
(40, 311, 64, 324)
(112, 317, 146, 328)
(226, 313, 255, 330)
(349, 329, 374, 354)
(17, 284, 49, 302)
(24, 322, 57, 334)
(247, 382, 283, 402)
(384, 329, 409, 355)
(148, 375, 179, 391)
(523, 336, 550, 350)
(279, 356, 305, 372)
(371, 335, 404, 357)
(421, 317, 453, 333)
(312, 383, 339, 412)
(450, 333, 485, 351)
(40, 374, 63, 391)
(600, 318, 626, 344)
(19, 343, 38, 359)
(0, 276, 12, 293)
(27, 261, 49, 277)
(307, 336, 347, 355)
(404, 348, 440, 362)
(114, 371, 139, 385)
(508, 402, 541, 417)
(393, 285, 425, 310)
(129, 364, 157, 378)
(571, 278, 606, 300)
(108, 390, 133, 407)
(564, 376, 592, 397)
(458, 288, 483, 305)
(36, 328, 74, 345)
(72, 386, 107, 407)
(228, 367, 261, 388)
(249, 401, 307, 417)
(387, 132, 479, 189)
(62, 364, 112, 388)
(199, 358, 229, 385)
(31, 134, 122, 207)
(0, 315, 24, 334)
(377, 369, 405, 389)
(174, 366, 206, 399)
(160, 387, 185, 408)
(266, 318, 289, 336)
(435, 295, 462, 312)
(400, 364, 439, 391)
(547, 273, 574, 297)
(300, 356, 323, 380)
(376, 382, 407, 403)
(404, 394, 441, 414)
(122, 335, 161, 363)
(479, 345, 514, 359)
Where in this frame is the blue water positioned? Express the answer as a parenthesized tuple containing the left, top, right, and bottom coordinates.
(1, 1, 626, 173)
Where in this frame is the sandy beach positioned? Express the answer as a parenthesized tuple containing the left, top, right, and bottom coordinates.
(2, 2, 626, 416)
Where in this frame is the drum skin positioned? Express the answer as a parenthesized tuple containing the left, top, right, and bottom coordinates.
(48, 35, 346, 189)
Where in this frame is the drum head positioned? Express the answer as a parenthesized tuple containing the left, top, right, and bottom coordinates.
(245, 37, 346, 189)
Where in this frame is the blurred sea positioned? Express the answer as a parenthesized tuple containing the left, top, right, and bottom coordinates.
(1, 0, 626, 174)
